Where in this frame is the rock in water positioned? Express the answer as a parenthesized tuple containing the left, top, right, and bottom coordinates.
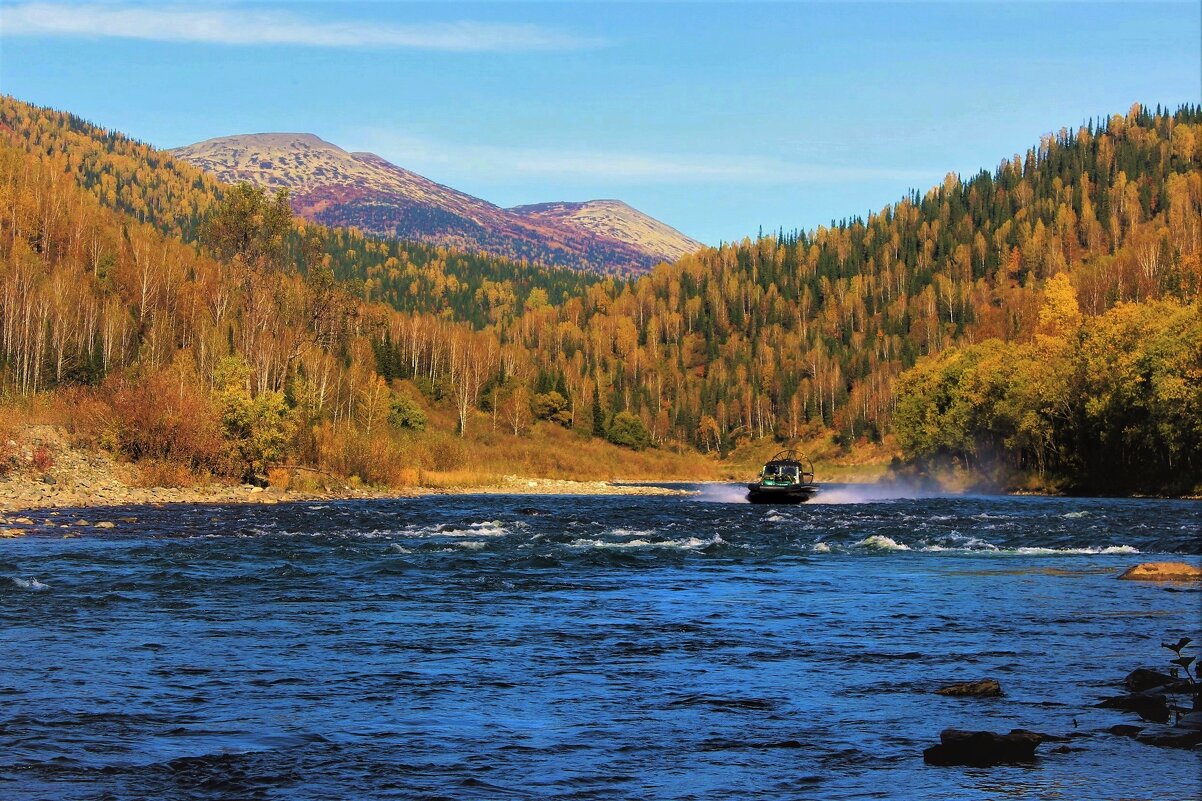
(1124, 667, 1192, 694)
(1108, 724, 1144, 738)
(1179, 711, 1202, 729)
(936, 679, 1003, 697)
(1135, 726, 1202, 749)
(1118, 562, 1202, 581)
(923, 729, 1043, 766)
(1096, 692, 1171, 723)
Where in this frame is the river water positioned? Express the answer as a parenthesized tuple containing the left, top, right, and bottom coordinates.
(2, 486, 1199, 800)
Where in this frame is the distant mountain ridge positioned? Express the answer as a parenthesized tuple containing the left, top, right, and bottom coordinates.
(510, 200, 701, 262)
(170, 133, 701, 274)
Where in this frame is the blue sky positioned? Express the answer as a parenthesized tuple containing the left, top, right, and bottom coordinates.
(2, 1, 1199, 244)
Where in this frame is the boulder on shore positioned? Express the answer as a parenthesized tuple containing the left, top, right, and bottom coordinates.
(936, 679, 1003, 697)
(1118, 562, 1202, 581)
(923, 729, 1043, 766)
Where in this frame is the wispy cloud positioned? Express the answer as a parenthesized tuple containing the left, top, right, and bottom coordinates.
(351, 131, 934, 186)
(0, 3, 599, 51)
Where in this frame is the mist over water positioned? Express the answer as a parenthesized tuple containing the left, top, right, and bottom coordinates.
(807, 481, 948, 505)
(2, 490, 1199, 800)
(695, 481, 757, 503)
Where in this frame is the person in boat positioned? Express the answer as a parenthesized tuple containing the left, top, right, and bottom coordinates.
(748, 450, 818, 503)
(761, 462, 800, 485)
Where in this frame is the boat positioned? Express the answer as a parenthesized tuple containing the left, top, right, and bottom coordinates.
(746, 449, 819, 503)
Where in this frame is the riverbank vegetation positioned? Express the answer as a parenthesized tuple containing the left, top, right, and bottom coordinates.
(894, 283, 1200, 494)
(0, 96, 1198, 493)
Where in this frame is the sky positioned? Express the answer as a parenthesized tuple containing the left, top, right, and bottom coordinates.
(1, 1, 1199, 245)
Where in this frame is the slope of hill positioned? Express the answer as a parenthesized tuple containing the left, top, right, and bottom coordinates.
(0, 97, 705, 487)
(0, 96, 1198, 494)
(0, 97, 602, 325)
(171, 133, 700, 274)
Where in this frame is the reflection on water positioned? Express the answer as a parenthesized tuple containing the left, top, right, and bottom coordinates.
(1, 489, 1199, 800)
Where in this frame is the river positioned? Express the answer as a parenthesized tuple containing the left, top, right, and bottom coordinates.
(2, 486, 1199, 799)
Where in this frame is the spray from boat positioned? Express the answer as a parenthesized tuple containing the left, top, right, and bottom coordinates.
(697, 479, 950, 504)
(809, 482, 951, 504)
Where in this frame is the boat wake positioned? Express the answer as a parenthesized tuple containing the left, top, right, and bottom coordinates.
(810, 481, 950, 504)
(696, 483, 755, 503)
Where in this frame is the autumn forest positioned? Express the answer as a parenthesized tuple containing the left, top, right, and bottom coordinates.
(1, 96, 1199, 494)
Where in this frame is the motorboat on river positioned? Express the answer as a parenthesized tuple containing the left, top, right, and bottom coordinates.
(746, 449, 819, 503)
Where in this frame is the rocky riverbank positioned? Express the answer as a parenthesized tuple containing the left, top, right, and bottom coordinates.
(0, 427, 689, 524)
(425, 475, 689, 498)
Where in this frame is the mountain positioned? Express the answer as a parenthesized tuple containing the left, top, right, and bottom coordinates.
(510, 200, 701, 262)
(170, 133, 701, 274)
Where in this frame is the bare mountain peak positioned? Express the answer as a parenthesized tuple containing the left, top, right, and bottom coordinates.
(584, 199, 634, 210)
(511, 199, 702, 263)
(349, 150, 390, 163)
(172, 133, 702, 273)
(179, 131, 341, 153)
(262, 132, 330, 147)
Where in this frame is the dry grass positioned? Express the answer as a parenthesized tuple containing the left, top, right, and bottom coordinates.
(267, 467, 292, 490)
(722, 433, 898, 483)
(132, 459, 200, 489)
(286, 469, 340, 494)
(460, 420, 721, 482)
(3, 388, 110, 442)
(418, 469, 502, 489)
(277, 465, 363, 493)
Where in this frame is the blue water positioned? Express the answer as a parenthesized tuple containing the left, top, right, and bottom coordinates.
(1, 487, 1199, 800)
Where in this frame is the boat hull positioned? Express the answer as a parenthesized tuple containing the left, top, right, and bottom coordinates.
(745, 483, 819, 504)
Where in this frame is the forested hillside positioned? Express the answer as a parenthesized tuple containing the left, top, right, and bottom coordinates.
(463, 103, 1200, 482)
(1, 96, 1198, 491)
(0, 97, 599, 324)
(0, 96, 672, 485)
